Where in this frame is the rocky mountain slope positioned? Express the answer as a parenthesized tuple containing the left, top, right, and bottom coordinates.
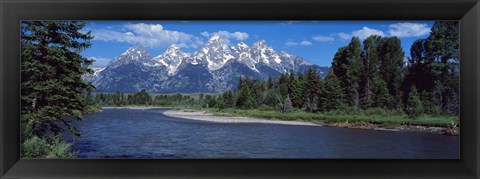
(88, 34, 329, 93)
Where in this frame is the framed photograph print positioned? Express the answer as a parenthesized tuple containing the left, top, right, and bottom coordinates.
(1, 0, 479, 178)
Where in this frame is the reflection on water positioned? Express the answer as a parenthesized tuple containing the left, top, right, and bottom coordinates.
(65, 108, 459, 158)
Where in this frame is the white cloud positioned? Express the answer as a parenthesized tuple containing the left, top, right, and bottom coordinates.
(92, 23, 203, 48)
(200, 31, 209, 37)
(285, 41, 298, 46)
(352, 27, 386, 40)
(338, 32, 351, 40)
(286, 40, 312, 46)
(388, 22, 431, 38)
(300, 40, 313, 46)
(286, 21, 301, 24)
(313, 35, 335, 42)
(204, 30, 249, 44)
(89, 57, 111, 67)
(337, 23, 431, 41)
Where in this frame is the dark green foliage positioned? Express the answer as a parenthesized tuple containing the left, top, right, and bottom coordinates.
(402, 21, 459, 115)
(373, 76, 392, 108)
(90, 90, 219, 108)
(303, 67, 322, 112)
(215, 96, 226, 109)
(223, 90, 236, 108)
(427, 21, 460, 115)
(319, 71, 345, 111)
(360, 35, 386, 108)
(133, 89, 151, 105)
(378, 37, 405, 109)
(289, 71, 303, 108)
(207, 97, 217, 108)
(406, 87, 423, 119)
(332, 37, 363, 109)
(21, 21, 94, 138)
(236, 77, 254, 108)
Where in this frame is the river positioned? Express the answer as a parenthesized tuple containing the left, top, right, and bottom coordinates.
(65, 108, 459, 158)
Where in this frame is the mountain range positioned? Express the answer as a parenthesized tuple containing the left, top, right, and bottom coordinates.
(86, 34, 329, 93)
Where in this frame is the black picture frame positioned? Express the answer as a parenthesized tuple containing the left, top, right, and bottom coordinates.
(1, 0, 479, 178)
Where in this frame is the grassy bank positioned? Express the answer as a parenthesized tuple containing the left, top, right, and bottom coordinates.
(195, 108, 459, 135)
(200, 108, 458, 127)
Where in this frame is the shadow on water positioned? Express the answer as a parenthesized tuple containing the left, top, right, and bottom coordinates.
(64, 108, 460, 159)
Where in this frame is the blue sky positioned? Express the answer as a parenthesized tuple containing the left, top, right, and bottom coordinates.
(81, 21, 434, 67)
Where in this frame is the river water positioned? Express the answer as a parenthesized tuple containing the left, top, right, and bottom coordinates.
(66, 108, 459, 158)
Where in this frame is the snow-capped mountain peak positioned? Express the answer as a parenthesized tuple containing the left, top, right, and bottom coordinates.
(108, 46, 152, 68)
(87, 39, 330, 93)
(236, 42, 249, 49)
(153, 44, 188, 75)
(121, 46, 149, 58)
(209, 34, 221, 42)
(192, 35, 235, 71)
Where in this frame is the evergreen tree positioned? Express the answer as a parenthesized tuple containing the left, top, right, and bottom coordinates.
(373, 76, 392, 108)
(208, 97, 217, 108)
(21, 21, 94, 137)
(332, 37, 363, 109)
(426, 21, 460, 114)
(267, 76, 274, 89)
(378, 37, 405, 109)
(277, 73, 289, 98)
(319, 71, 345, 111)
(303, 67, 321, 112)
(288, 70, 302, 108)
(284, 96, 293, 113)
(360, 35, 385, 108)
(406, 87, 423, 119)
(133, 89, 150, 105)
(216, 96, 226, 109)
(236, 77, 254, 108)
(223, 90, 235, 108)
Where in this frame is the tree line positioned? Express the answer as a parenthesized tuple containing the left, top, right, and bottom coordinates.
(87, 89, 219, 108)
(213, 21, 459, 119)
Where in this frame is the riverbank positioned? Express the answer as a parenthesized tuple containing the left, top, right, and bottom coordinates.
(163, 110, 320, 126)
(170, 108, 459, 135)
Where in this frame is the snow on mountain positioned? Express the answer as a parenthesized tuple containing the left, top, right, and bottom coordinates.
(153, 44, 188, 76)
(231, 42, 258, 72)
(108, 46, 153, 68)
(191, 34, 236, 71)
(87, 35, 328, 93)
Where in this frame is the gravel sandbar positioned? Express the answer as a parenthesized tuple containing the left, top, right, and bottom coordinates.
(163, 110, 320, 126)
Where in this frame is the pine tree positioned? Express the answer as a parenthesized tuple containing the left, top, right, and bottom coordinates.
(236, 77, 253, 108)
(289, 70, 302, 108)
(223, 90, 235, 108)
(331, 37, 363, 109)
(426, 21, 459, 114)
(319, 71, 345, 111)
(360, 35, 385, 108)
(284, 96, 293, 113)
(378, 37, 405, 109)
(208, 97, 217, 108)
(406, 87, 423, 119)
(303, 67, 321, 112)
(21, 21, 94, 137)
(216, 96, 226, 109)
(267, 76, 274, 89)
(373, 76, 392, 108)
